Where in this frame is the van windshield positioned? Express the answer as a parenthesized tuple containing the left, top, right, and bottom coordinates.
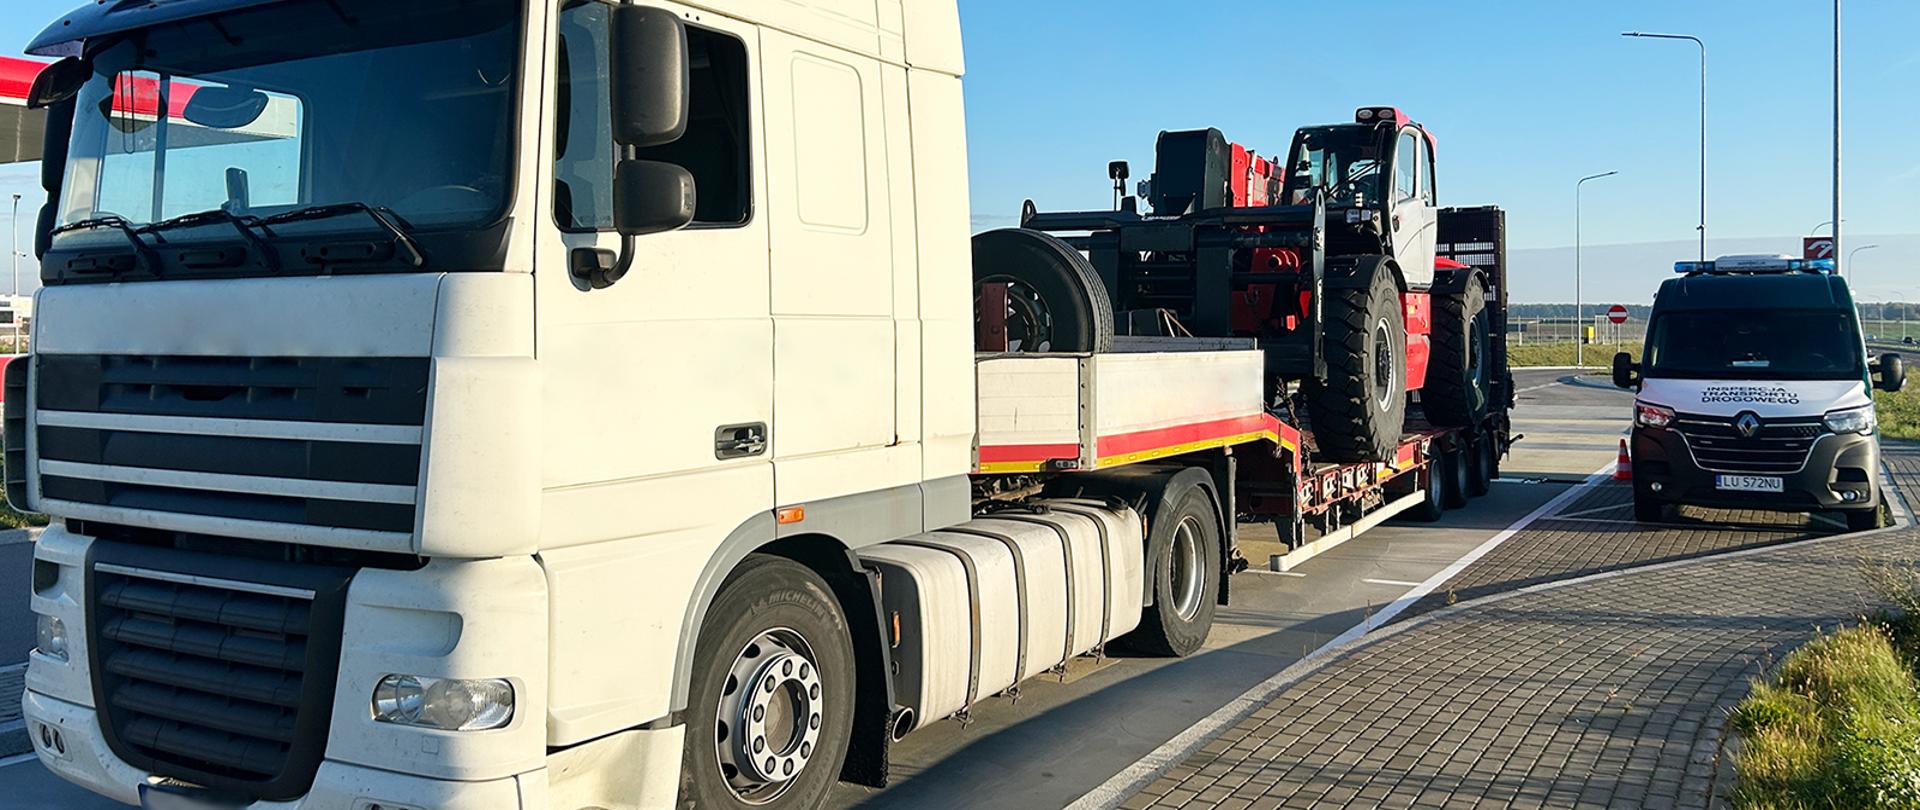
(1645, 309, 1864, 381)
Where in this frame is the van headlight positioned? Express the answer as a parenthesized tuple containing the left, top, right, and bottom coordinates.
(372, 675, 515, 731)
(1635, 401, 1675, 429)
(1824, 405, 1877, 435)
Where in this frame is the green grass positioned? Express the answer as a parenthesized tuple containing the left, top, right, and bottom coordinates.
(1506, 341, 1641, 369)
(1878, 387, 1920, 441)
(1729, 564, 1920, 809)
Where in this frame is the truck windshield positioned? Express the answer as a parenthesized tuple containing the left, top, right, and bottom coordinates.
(1281, 126, 1386, 207)
(51, 0, 521, 268)
(1645, 309, 1865, 381)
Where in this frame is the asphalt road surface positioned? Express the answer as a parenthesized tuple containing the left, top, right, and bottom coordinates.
(0, 368, 1639, 809)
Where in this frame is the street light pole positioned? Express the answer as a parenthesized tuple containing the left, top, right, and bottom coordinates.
(1833, 0, 1845, 279)
(1576, 170, 1619, 369)
(9, 193, 18, 353)
(1623, 31, 1707, 261)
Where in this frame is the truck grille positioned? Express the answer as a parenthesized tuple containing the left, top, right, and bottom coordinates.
(1673, 413, 1823, 474)
(32, 355, 428, 542)
(87, 541, 353, 801)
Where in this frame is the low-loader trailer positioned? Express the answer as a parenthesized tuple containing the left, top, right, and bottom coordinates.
(11, 1, 1511, 808)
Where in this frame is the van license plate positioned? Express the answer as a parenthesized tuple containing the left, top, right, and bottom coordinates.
(1716, 475, 1784, 493)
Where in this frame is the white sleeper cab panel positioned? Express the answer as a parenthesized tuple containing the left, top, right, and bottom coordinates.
(864, 501, 1145, 729)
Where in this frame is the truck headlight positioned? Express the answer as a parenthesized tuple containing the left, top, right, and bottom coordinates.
(1824, 405, 1877, 435)
(372, 675, 515, 731)
(1635, 401, 1675, 429)
(35, 615, 66, 662)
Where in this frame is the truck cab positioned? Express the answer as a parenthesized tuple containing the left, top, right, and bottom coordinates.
(1613, 254, 1905, 530)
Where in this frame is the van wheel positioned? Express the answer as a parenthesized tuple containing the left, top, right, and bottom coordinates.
(1844, 508, 1881, 532)
(679, 557, 856, 810)
(1633, 489, 1666, 523)
(1305, 262, 1409, 462)
(1121, 485, 1222, 657)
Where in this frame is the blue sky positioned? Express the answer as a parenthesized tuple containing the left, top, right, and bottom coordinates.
(2, 1, 1914, 302)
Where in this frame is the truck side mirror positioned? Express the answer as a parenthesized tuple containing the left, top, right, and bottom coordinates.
(26, 57, 89, 110)
(610, 6, 689, 149)
(614, 159, 695, 238)
(1876, 353, 1906, 393)
(1612, 352, 1640, 390)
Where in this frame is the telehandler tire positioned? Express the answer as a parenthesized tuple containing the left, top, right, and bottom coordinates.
(1424, 274, 1493, 428)
(1305, 263, 1409, 462)
(972, 228, 1114, 353)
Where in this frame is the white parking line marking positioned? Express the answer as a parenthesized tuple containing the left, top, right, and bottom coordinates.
(1241, 569, 1307, 578)
(1066, 460, 1619, 810)
(1361, 578, 1423, 588)
(0, 752, 38, 769)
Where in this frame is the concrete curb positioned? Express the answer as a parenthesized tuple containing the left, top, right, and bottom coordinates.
(0, 663, 27, 758)
(0, 719, 25, 759)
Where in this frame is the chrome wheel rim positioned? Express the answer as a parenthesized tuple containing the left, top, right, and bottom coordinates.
(714, 628, 824, 805)
(1170, 516, 1206, 621)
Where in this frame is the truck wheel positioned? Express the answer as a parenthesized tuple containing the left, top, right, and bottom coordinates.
(1466, 438, 1493, 498)
(1122, 485, 1222, 657)
(1423, 275, 1492, 427)
(1441, 447, 1469, 510)
(973, 228, 1114, 353)
(679, 556, 856, 810)
(1305, 264, 1409, 462)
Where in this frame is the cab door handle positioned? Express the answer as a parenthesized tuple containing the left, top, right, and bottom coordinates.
(716, 423, 768, 459)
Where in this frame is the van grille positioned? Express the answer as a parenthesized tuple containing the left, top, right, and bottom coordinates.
(87, 541, 352, 801)
(32, 355, 428, 541)
(1672, 413, 1823, 474)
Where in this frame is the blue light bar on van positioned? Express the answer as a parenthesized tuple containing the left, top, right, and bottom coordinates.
(1673, 256, 1837, 274)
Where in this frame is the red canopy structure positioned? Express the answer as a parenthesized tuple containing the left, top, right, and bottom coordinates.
(0, 57, 50, 164)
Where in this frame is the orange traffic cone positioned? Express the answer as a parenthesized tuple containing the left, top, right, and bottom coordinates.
(1613, 438, 1632, 481)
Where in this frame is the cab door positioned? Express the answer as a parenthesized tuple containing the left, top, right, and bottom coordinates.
(1390, 128, 1438, 288)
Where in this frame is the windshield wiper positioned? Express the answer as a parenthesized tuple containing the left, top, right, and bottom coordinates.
(47, 215, 165, 276)
(140, 208, 282, 273)
(257, 203, 427, 268)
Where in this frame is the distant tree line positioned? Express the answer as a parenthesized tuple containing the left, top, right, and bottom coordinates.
(1509, 304, 1652, 320)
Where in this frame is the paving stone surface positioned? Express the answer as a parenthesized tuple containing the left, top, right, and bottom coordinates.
(1122, 445, 1920, 809)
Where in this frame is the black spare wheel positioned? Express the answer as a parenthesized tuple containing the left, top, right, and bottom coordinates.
(972, 228, 1114, 353)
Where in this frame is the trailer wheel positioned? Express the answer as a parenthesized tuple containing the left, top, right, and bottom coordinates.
(1466, 439, 1494, 497)
(1441, 447, 1470, 510)
(1408, 463, 1446, 522)
(1305, 264, 1408, 462)
(679, 556, 856, 810)
(973, 228, 1114, 353)
(1423, 275, 1492, 427)
(1122, 485, 1222, 657)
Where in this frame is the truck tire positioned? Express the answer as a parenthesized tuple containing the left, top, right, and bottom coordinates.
(1120, 484, 1222, 657)
(1441, 446, 1469, 510)
(973, 228, 1114, 353)
(1424, 274, 1492, 427)
(679, 556, 857, 810)
(1466, 438, 1494, 498)
(1305, 264, 1408, 462)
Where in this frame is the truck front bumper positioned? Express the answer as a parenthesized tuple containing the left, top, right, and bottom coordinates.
(1630, 426, 1879, 514)
(24, 690, 541, 809)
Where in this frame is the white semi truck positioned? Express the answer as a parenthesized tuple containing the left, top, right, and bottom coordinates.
(11, 1, 1511, 808)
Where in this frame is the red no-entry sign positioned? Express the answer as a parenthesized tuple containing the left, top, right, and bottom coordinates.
(1607, 305, 1629, 324)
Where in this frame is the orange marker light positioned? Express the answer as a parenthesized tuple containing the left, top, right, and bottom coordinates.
(776, 505, 806, 525)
